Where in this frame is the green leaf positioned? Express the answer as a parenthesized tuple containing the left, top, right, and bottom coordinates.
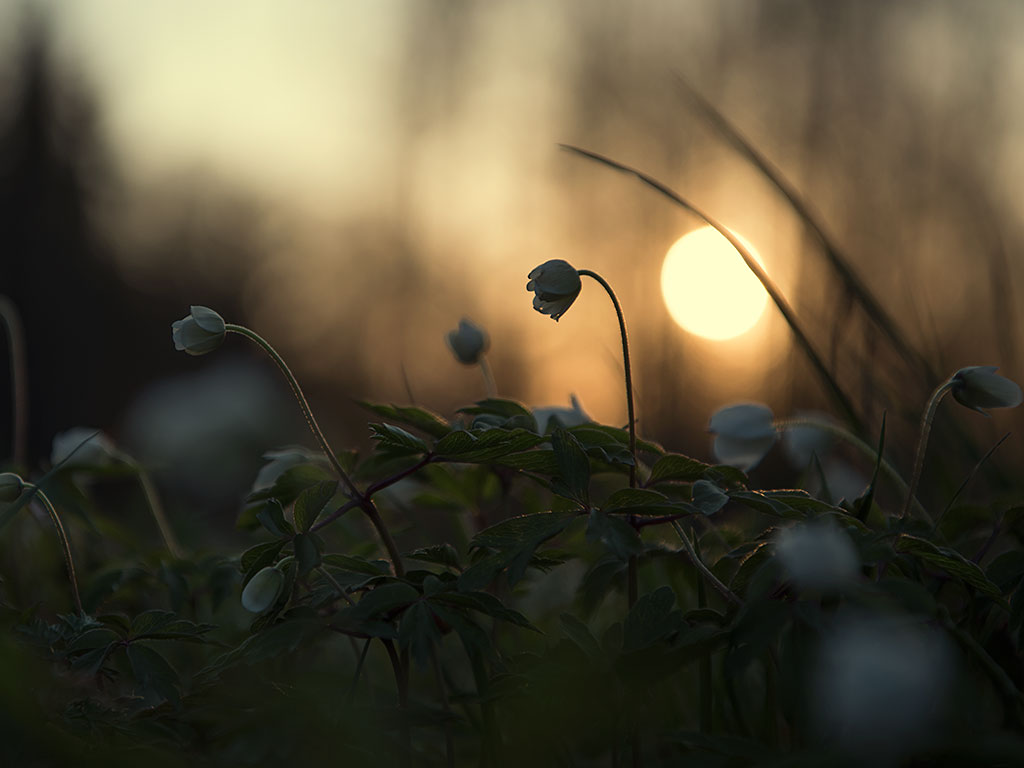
(255, 499, 295, 537)
(895, 534, 1003, 600)
(241, 540, 287, 583)
(468, 512, 576, 587)
(552, 428, 590, 503)
(430, 591, 537, 631)
(129, 610, 180, 639)
(559, 613, 602, 658)
(350, 582, 420, 620)
(127, 643, 180, 704)
(294, 533, 321, 578)
(692, 480, 729, 516)
(495, 449, 559, 474)
(293, 480, 338, 533)
(247, 463, 333, 505)
(398, 600, 442, 667)
(571, 424, 664, 455)
(434, 427, 544, 462)
(623, 586, 682, 651)
(988, 551, 1024, 592)
(458, 398, 535, 421)
(405, 544, 461, 570)
(604, 488, 669, 509)
(359, 402, 451, 438)
(587, 508, 643, 559)
(647, 453, 711, 485)
(728, 489, 837, 519)
(322, 554, 391, 576)
(369, 423, 430, 456)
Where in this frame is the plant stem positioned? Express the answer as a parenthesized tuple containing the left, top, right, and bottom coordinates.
(901, 379, 954, 518)
(133, 463, 183, 559)
(774, 416, 929, 519)
(226, 324, 406, 577)
(226, 325, 359, 500)
(671, 520, 742, 606)
(578, 269, 640, 615)
(26, 483, 82, 614)
(0, 295, 27, 469)
(479, 357, 496, 398)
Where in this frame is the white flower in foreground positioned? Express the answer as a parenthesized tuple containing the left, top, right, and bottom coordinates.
(774, 520, 859, 592)
(534, 394, 590, 433)
(949, 365, 1022, 415)
(527, 260, 582, 321)
(51, 427, 120, 469)
(241, 566, 284, 613)
(781, 412, 833, 468)
(708, 402, 777, 472)
(172, 305, 226, 356)
(446, 318, 490, 365)
(811, 614, 954, 760)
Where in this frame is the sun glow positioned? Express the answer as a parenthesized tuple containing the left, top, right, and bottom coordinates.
(661, 226, 769, 341)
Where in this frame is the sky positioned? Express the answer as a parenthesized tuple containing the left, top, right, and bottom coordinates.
(4, 0, 1024, 451)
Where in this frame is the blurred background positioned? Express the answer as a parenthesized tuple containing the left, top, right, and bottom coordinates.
(1, 0, 1022, 535)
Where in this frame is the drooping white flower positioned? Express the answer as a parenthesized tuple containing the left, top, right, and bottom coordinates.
(0, 472, 24, 503)
(534, 394, 590, 433)
(241, 566, 284, 613)
(811, 614, 954, 760)
(446, 318, 490, 365)
(707, 402, 777, 472)
(526, 260, 582, 321)
(949, 365, 1022, 415)
(780, 412, 834, 468)
(172, 305, 226, 356)
(774, 520, 859, 592)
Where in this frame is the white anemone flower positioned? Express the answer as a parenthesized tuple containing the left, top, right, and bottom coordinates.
(949, 365, 1023, 415)
(534, 394, 590, 433)
(811, 614, 954, 760)
(526, 260, 582, 321)
(446, 318, 490, 365)
(172, 305, 226, 356)
(774, 520, 859, 592)
(708, 402, 777, 472)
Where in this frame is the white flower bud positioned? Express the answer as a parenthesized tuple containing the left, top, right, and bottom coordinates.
(949, 365, 1022, 415)
(526, 260, 582, 321)
(708, 402, 777, 472)
(774, 520, 859, 592)
(446, 318, 490, 365)
(172, 306, 226, 356)
(241, 566, 284, 613)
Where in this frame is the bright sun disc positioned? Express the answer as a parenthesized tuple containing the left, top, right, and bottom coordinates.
(661, 226, 769, 340)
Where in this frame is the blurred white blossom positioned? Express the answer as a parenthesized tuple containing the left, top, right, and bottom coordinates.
(774, 520, 859, 592)
(51, 428, 120, 469)
(534, 394, 590, 433)
(172, 305, 226, 356)
(446, 318, 490, 364)
(708, 402, 777, 472)
(811, 614, 954, 760)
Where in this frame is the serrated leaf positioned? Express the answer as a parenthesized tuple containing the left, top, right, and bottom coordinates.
(604, 488, 669, 508)
(405, 544, 461, 570)
(430, 591, 537, 631)
(552, 428, 590, 503)
(434, 427, 544, 462)
(322, 554, 391, 576)
(571, 424, 663, 455)
(247, 463, 333, 505)
(458, 398, 535, 421)
(495, 449, 559, 474)
(587, 508, 643, 559)
(692, 480, 729, 516)
(350, 582, 420, 620)
(359, 401, 451, 438)
(623, 586, 682, 651)
(294, 533, 321, 578)
(703, 465, 749, 488)
(369, 423, 430, 455)
(895, 534, 1003, 599)
(241, 540, 287, 582)
(129, 609, 177, 639)
(472, 512, 575, 550)
(255, 499, 295, 537)
(293, 480, 338, 533)
(127, 643, 180, 704)
(647, 454, 711, 485)
(729, 489, 837, 519)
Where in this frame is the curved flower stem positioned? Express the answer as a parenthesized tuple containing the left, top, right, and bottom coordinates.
(578, 269, 639, 610)
(774, 417, 929, 520)
(478, 357, 497, 398)
(25, 483, 82, 614)
(225, 324, 406, 577)
(901, 379, 954, 519)
(226, 325, 360, 500)
(671, 520, 742, 606)
(132, 462, 183, 559)
(0, 295, 28, 468)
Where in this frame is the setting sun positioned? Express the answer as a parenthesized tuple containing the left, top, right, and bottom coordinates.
(661, 226, 769, 341)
